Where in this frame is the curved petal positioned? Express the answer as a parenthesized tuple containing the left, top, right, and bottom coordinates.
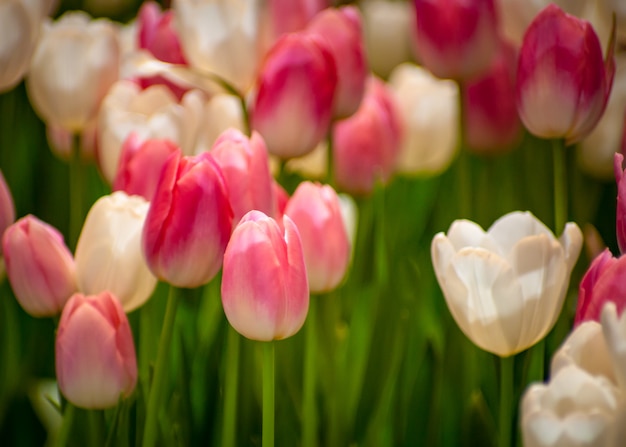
(488, 211, 554, 256)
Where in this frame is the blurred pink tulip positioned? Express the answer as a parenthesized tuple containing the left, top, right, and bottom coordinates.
(113, 133, 179, 201)
(333, 76, 402, 195)
(413, 0, 498, 81)
(251, 33, 337, 158)
(221, 210, 309, 341)
(211, 129, 276, 224)
(2, 215, 77, 317)
(56, 291, 137, 409)
(516, 4, 615, 145)
(307, 6, 367, 118)
(142, 150, 233, 288)
(285, 182, 350, 293)
(615, 153, 626, 253)
(0, 169, 15, 254)
(265, 0, 327, 40)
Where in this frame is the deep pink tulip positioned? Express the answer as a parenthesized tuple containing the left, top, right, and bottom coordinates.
(615, 153, 626, 254)
(285, 182, 350, 293)
(221, 210, 309, 341)
(251, 33, 337, 159)
(2, 215, 77, 317)
(142, 150, 233, 288)
(265, 0, 327, 40)
(307, 6, 367, 118)
(333, 76, 402, 195)
(113, 134, 179, 201)
(413, 0, 498, 81)
(0, 169, 15, 254)
(463, 40, 521, 154)
(516, 4, 615, 145)
(574, 249, 625, 325)
(211, 129, 276, 225)
(56, 291, 137, 409)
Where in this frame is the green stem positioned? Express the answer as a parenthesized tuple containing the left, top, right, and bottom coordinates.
(56, 402, 75, 447)
(302, 299, 318, 447)
(87, 409, 103, 447)
(262, 342, 275, 447)
(552, 139, 567, 234)
(69, 133, 83, 250)
(222, 326, 240, 447)
(456, 82, 471, 219)
(374, 184, 387, 285)
(238, 94, 251, 137)
(499, 355, 514, 447)
(142, 285, 179, 447)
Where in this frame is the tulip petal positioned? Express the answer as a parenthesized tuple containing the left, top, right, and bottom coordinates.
(601, 302, 626, 390)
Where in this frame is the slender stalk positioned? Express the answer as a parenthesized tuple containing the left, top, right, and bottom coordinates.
(69, 133, 83, 250)
(142, 285, 179, 447)
(222, 326, 240, 447)
(56, 402, 75, 447)
(302, 299, 318, 447)
(499, 355, 514, 447)
(238, 94, 250, 137)
(263, 342, 275, 447)
(87, 409, 103, 447)
(552, 139, 567, 234)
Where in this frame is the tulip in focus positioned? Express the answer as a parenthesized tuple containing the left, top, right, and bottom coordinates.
(0, 169, 15, 255)
(56, 291, 137, 409)
(26, 11, 120, 133)
(333, 76, 402, 195)
(412, 0, 499, 81)
(431, 211, 582, 357)
(211, 129, 275, 224)
(615, 153, 626, 254)
(285, 182, 350, 293)
(143, 150, 232, 288)
(221, 210, 309, 341)
(75, 192, 157, 313)
(251, 33, 337, 159)
(516, 4, 615, 145)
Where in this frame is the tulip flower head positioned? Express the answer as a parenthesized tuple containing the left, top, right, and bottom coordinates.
(221, 211, 309, 341)
(516, 4, 615, 145)
(56, 291, 137, 409)
(431, 211, 582, 357)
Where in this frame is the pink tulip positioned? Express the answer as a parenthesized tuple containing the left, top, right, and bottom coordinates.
(615, 153, 626, 254)
(56, 291, 137, 409)
(306, 6, 367, 118)
(113, 134, 179, 201)
(516, 4, 615, 145)
(285, 182, 350, 293)
(463, 40, 521, 154)
(210, 129, 276, 224)
(333, 76, 402, 195)
(412, 0, 498, 81)
(265, 0, 327, 40)
(251, 32, 337, 159)
(2, 216, 77, 317)
(221, 210, 309, 341)
(142, 150, 233, 288)
(0, 169, 15, 254)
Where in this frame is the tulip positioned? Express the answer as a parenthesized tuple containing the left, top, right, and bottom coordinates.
(388, 63, 459, 176)
(263, 0, 327, 42)
(306, 6, 367, 118)
(174, 0, 261, 93)
(412, 0, 499, 81)
(26, 11, 120, 133)
(46, 121, 98, 162)
(251, 33, 337, 159)
(431, 211, 582, 357)
(2, 215, 77, 317)
(142, 150, 232, 288)
(56, 291, 137, 409)
(113, 134, 179, 201)
(194, 93, 245, 155)
(333, 76, 402, 195)
(602, 302, 626, 391)
(0, 169, 15, 254)
(516, 4, 615, 145)
(210, 129, 275, 224)
(75, 192, 157, 313)
(285, 182, 350, 293)
(221, 211, 308, 341)
(615, 153, 626, 253)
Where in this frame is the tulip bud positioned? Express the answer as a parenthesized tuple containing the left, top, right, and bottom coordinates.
(211, 129, 276, 224)
(75, 192, 157, 313)
(113, 134, 179, 201)
(2, 216, 77, 317)
(142, 150, 233, 288)
(285, 182, 350, 293)
(56, 291, 137, 409)
(516, 4, 615, 145)
(0, 170, 15, 255)
(306, 6, 367, 118)
(26, 11, 120, 133)
(221, 211, 309, 341)
(615, 153, 626, 254)
(251, 33, 337, 159)
(412, 0, 499, 81)
(263, 0, 327, 42)
(333, 76, 402, 195)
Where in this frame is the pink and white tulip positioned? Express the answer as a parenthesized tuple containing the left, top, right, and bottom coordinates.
(56, 291, 137, 409)
(263, 0, 327, 42)
(142, 150, 233, 288)
(221, 210, 309, 341)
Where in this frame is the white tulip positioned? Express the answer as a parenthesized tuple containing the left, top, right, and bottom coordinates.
(601, 302, 626, 390)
